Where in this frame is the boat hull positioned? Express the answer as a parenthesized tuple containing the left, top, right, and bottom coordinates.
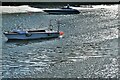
(43, 9, 80, 14)
(4, 32, 60, 40)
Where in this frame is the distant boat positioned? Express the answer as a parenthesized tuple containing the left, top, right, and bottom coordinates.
(43, 4, 80, 14)
(4, 21, 64, 40)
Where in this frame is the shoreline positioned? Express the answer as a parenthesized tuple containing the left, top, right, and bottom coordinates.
(1, 2, 119, 6)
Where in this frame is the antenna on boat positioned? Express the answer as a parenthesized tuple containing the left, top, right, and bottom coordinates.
(49, 19, 53, 31)
(57, 20, 60, 32)
(67, 4, 70, 8)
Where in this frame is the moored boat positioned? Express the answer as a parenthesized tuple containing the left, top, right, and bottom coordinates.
(4, 21, 64, 40)
(43, 4, 80, 14)
(4, 29, 64, 40)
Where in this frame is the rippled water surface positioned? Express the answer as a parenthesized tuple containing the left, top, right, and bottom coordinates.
(2, 5, 119, 78)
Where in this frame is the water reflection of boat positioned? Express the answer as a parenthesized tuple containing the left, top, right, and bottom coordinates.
(4, 21, 64, 40)
(43, 4, 80, 14)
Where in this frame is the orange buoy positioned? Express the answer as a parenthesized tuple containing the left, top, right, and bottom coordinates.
(59, 31, 64, 35)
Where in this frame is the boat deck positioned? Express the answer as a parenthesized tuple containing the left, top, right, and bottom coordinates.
(4, 30, 59, 35)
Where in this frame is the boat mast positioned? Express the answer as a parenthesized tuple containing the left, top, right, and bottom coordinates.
(57, 20, 60, 32)
(49, 20, 53, 31)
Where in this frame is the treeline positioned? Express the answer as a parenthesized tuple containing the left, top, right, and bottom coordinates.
(2, 2, 119, 6)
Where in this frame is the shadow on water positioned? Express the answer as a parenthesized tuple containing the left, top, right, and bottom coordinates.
(5, 38, 60, 46)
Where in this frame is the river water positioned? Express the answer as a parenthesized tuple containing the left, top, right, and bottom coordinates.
(2, 4, 119, 78)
